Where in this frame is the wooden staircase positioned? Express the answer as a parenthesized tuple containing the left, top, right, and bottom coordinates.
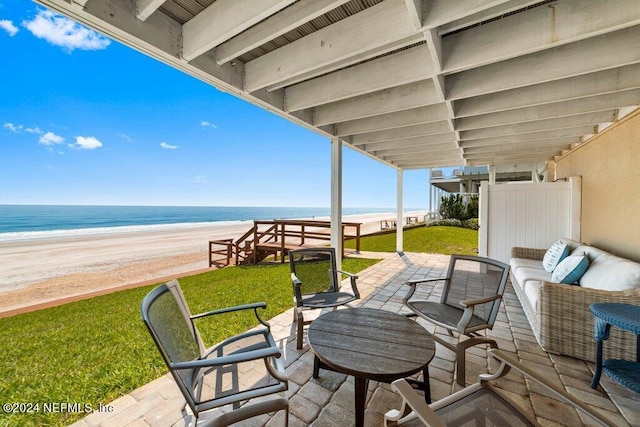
(209, 220, 361, 267)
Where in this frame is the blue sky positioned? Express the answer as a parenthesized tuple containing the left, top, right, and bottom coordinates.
(0, 0, 431, 209)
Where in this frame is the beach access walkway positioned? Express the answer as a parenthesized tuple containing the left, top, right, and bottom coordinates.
(72, 251, 639, 427)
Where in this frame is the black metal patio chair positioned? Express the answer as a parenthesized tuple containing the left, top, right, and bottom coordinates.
(289, 247, 359, 349)
(385, 348, 613, 426)
(141, 280, 288, 426)
(403, 255, 510, 385)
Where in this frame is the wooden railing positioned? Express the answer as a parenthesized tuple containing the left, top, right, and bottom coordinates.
(208, 219, 361, 266)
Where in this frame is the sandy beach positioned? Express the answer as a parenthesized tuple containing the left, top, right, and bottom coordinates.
(0, 212, 426, 316)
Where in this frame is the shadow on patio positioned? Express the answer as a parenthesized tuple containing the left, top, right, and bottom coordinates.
(72, 253, 638, 427)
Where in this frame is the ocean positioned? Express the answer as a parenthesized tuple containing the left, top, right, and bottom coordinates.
(0, 205, 402, 241)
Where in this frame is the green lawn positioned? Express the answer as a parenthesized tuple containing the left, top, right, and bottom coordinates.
(346, 225, 478, 255)
(0, 257, 378, 426)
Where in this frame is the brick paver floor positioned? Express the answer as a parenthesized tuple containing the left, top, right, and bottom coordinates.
(71, 252, 639, 427)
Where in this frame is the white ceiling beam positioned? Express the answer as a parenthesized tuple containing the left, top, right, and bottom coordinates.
(423, 0, 512, 28)
(384, 154, 464, 165)
(447, 25, 640, 100)
(266, 35, 425, 91)
(136, 0, 165, 21)
(285, 45, 433, 112)
(456, 89, 640, 130)
(314, 80, 439, 126)
(245, 0, 416, 92)
(466, 153, 559, 165)
(463, 144, 569, 156)
(404, 0, 423, 29)
(352, 121, 451, 145)
(335, 104, 449, 137)
(395, 158, 464, 168)
(459, 111, 615, 140)
(438, 0, 541, 35)
(459, 126, 593, 147)
(362, 134, 456, 151)
(460, 136, 579, 149)
(442, 0, 640, 74)
(378, 146, 461, 159)
(455, 62, 640, 117)
(183, 0, 296, 61)
(216, 0, 351, 65)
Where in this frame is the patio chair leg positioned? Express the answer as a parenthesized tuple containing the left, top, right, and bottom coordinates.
(294, 309, 304, 349)
(455, 337, 498, 386)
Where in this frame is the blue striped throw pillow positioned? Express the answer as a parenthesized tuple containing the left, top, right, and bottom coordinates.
(542, 241, 569, 273)
(552, 253, 590, 284)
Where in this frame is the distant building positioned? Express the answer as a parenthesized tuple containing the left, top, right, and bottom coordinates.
(428, 164, 546, 216)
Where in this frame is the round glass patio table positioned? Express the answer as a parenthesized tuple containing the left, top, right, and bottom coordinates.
(308, 307, 435, 427)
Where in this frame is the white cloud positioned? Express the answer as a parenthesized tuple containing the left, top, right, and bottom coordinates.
(0, 20, 18, 37)
(160, 142, 178, 149)
(73, 136, 102, 150)
(201, 121, 217, 129)
(120, 134, 133, 142)
(193, 175, 208, 184)
(4, 123, 22, 132)
(23, 10, 110, 52)
(39, 131, 64, 145)
(25, 126, 43, 134)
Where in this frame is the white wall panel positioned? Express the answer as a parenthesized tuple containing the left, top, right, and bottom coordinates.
(480, 179, 581, 263)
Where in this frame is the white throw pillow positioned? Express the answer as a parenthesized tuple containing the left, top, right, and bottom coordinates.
(551, 253, 589, 284)
(542, 241, 569, 273)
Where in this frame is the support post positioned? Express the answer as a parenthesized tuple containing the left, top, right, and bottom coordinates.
(396, 168, 403, 254)
(330, 137, 343, 271)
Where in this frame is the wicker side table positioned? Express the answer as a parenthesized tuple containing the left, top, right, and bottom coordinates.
(589, 303, 640, 393)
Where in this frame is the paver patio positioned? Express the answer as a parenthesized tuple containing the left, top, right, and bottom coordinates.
(72, 252, 639, 427)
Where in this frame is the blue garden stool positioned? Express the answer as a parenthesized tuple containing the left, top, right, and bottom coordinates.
(589, 303, 640, 393)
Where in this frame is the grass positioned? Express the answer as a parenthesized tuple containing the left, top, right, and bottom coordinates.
(0, 257, 379, 426)
(346, 225, 479, 255)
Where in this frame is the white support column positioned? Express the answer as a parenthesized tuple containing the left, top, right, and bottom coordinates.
(428, 168, 433, 214)
(491, 167, 498, 185)
(330, 137, 343, 271)
(396, 168, 404, 254)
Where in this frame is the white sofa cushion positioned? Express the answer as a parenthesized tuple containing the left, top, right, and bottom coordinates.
(572, 245, 610, 262)
(510, 258, 543, 274)
(580, 254, 640, 291)
(542, 241, 569, 272)
(523, 280, 541, 314)
(513, 267, 552, 288)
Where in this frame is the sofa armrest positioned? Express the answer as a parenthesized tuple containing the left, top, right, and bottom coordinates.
(511, 247, 546, 260)
(537, 282, 640, 361)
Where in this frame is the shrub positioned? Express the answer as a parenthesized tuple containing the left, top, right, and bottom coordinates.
(439, 194, 479, 221)
(462, 218, 479, 230)
(425, 219, 462, 227)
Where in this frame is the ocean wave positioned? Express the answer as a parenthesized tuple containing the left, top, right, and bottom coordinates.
(0, 220, 250, 242)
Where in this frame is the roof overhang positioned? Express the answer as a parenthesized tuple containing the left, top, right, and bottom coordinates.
(35, 0, 640, 170)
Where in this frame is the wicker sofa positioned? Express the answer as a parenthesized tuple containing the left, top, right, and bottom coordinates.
(510, 239, 640, 362)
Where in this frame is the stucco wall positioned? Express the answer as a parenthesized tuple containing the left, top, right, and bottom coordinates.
(555, 109, 640, 262)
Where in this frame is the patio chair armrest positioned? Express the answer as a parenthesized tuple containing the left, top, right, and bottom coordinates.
(335, 270, 357, 278)
(456, 295, 502, 332)
(489, 350, 615, 426)
(406, 277, 447, 286)
(387, 379, 446, 427)
(402, 277, 447, 302)
(336, 270, 360, 299)
(291, 273, 304, 304)
(459, 294, 502, 308)
(172, 346, 282, 370)
(191, 302, 267, 320)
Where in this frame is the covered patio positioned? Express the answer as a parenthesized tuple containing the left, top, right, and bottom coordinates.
(72, 252, 638, 426)
(35, 0, 640, 425)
